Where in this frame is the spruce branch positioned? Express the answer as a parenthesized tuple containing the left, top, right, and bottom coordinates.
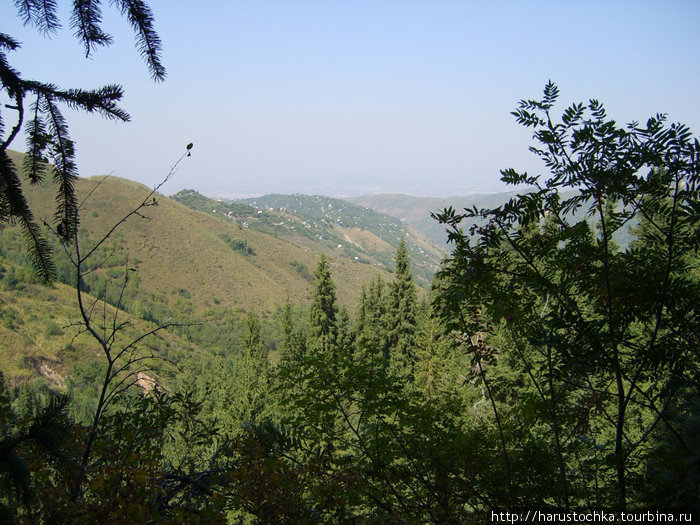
(0, 32, 22, 52)
(23, 95, 49, 183)
(42, 93, 79, 241)
(70, 0, 113, 57)
(112, 0, 166, 81)
(14, 0, 61, 35)
(0, 149, 56, 281)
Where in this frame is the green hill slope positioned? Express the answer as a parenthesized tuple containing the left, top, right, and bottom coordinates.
(2, 152, 441, 365)
(0, 151, 450, 392)
(232, 193, 444, 287)
(0, 256, 207, 396)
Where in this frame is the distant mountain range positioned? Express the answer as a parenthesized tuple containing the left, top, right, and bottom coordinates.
(348, 190, 636, 248)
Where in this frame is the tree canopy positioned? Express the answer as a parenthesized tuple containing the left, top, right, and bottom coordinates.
(434, 81, 699, 510)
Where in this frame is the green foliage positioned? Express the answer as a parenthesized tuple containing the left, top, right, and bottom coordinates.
(387, 237, 418, 377)
(308, 254, 338, 354)
(3, 81, 698, 521)
(290, 260, 314, 281)
(275, 292, 481, 521)
(279, 298, 307, 364)
(0, 376, 73, 522)
(433, 82, 700, 510)
(42, 319, 62, 337)
(355, 276, 390, 361)
(0, 377, 233, 522)
(413, 315, 454, 399)
(219, 233, 255, 255)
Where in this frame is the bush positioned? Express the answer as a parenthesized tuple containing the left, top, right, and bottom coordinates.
(44, 320, 63, 337)
(219, 234, 255, 255)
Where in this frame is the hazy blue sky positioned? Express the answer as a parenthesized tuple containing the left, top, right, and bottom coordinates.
(3, 1, 699, 197)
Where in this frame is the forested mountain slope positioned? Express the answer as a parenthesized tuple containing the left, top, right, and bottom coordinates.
(2, 79, 698, 521)
(0, 151, 420, 387)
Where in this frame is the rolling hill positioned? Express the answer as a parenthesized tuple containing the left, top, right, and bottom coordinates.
(8, 173, 406, 315)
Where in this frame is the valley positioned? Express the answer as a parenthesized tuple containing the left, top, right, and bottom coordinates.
(0, 150, 450, 387)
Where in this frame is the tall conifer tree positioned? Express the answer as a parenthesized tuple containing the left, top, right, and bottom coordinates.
(309, 254, 338, 354)
(336, 306, 354, 354)
(230, 310, 269, 425)
(279, 298, 305, 364)
(388, 237, 418, 377)
(244, 310, 267, 369)
(355, 275, 390, 361)
(354, 284, 369, 335)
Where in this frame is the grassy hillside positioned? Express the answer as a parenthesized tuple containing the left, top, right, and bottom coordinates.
(0, 256, 207, 397)
(0, 151, 417, 397)
(2, 152, 439, 377)
(8, 172, 401, 316)
(0, 150, 456, 398)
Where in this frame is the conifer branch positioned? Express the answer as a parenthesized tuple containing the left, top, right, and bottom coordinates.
(42, 93, 79, 241)
(2, 2, 164, 280)
(112, 0, 166, 81)
(70, 0, 113, 57)
(15, 0, 62, 35)
(24, 95, 49, 183)
(0, 150, 56, 281)
(0, 33, 22, 51)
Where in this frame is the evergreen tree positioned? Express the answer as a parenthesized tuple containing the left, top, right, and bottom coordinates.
(0, 376, 73, 520)
(354, 284, 368, 335)
(280, 299, 295, 363)
(244, 310, 267, 366)
(388, 237, 418, 377)
(355, 275, 390, 362)
(279, 298, 306, 364)
(414, 315, 450, 399)
(335, 306, 355, 354)
(308, 254, 338, 354)
(230, 311, 270, 426)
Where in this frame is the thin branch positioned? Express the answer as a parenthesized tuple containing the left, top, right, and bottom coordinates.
(80, 148, 189, 262)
